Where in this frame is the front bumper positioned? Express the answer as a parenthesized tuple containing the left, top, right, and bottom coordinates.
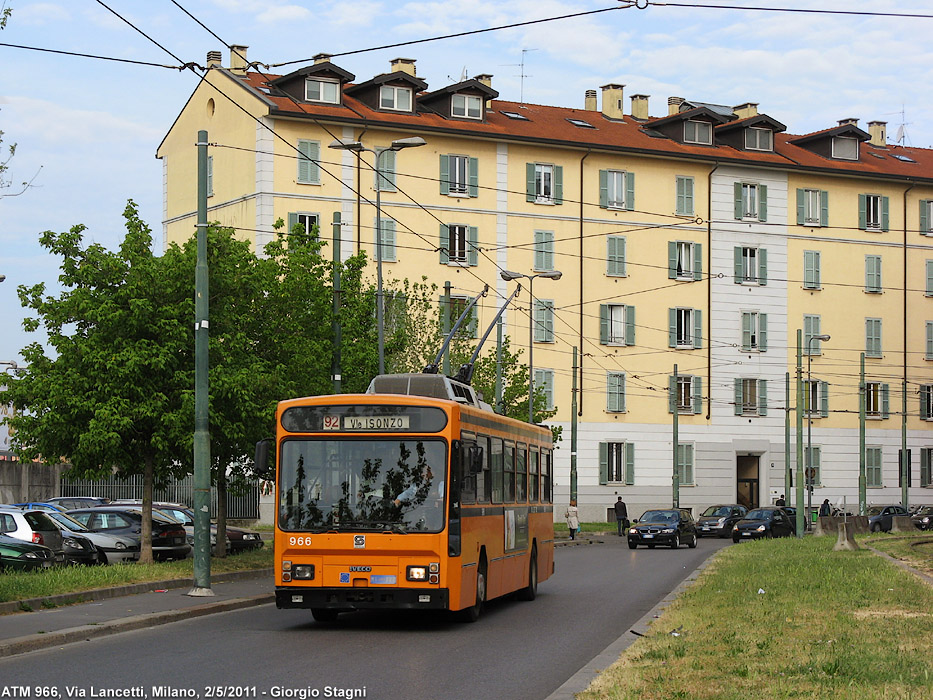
(628, 531, 677, 546)
(276, 586, 449, 611)
(733, 530, 765, 540)
(697, 522, 728, 537)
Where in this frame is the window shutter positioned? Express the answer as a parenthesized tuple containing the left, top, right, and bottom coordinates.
(921, 386, 931, 420)
(858, 193, 867, 230)
(820, 191, 829, 227)
(734, 247, 743, 284)
(668, 241, 678, 279)
(534, 231, 546, 271)
(927, 261, 933, 296)
(758, 379, 768, 416)
(607, 236, 625, 276)
(607, 373, 622, 412)
(468, 226, 478, 266)
(759, 313, 768, 351)
(377, 149, 397, 191)
(599, 304, 609, 344)
(881, 196, 890, 231)
(734, 182, 743, 219)
(439, 155, 450, 195)
(741, 312, 752, 351)
(820, 381, 829, 418)
(554, 165, 563, 205)
(599, 443, 608, 485)
(439, 224, 449, 264)
(287, 212, 299, 234)
(625, 305, 636, 346)
(758, 184, 768, 221)
(625, 171, 635, 211)
(468, 157, 479, 197)
(693, 309, 703, 349)
(921, 200, 930, 234)
(525, 163, 535, 202)
(693, 242, 703, 281)
(922, 450, 930, 485)
(598, 170, 608, 209)
(758, 248, 767, 285)
(927, 322, 933, 360)
(624, 443, 635, 485)
(676, 176, 693, 216)
(381, 219, 396, 261)
(297, 140, 319, 183)
(734, 378, 743, 415)
(668, 308, 677, 347)
(692, 376, 703, 414)
(668, 375, 676, 413)
(796, 189, 805, 225)
(882, 383, 890, 418)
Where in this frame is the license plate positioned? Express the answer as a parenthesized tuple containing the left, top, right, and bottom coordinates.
(643, 534, 654, 539)
(742, 532, 751, 536)
(701, 526, 710, 531)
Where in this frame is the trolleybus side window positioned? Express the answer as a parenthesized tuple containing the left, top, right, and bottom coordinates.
(460, 432, 477, 505)
(530, 447, 540, 502)
(504, 441, 516, 502)
(516, 443, 527, 503)
(479, 436, 491, 503)
(542, 448, 552, 503)
(491, 437, 504, 504)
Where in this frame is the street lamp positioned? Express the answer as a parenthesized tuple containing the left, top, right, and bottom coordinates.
(806, 333, 831, 529)
(329, 136, 426, 375)
(500, 269, 562, 423)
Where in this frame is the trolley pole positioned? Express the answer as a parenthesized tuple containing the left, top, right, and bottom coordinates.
(570, 347, 578, 503)
(673, 364, 680, 509)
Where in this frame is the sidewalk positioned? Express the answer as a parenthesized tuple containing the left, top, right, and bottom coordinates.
(0, 569, 274, 658)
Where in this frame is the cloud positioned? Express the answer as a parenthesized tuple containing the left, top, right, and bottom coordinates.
(8, 2, 70, 25)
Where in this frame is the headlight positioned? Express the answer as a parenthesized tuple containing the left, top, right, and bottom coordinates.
(755, 525, 766, 532)
(243, 533, 258, 540)
(716, 518, 726, 525)
(662, 528, 675, 534)
(628, 528, 637, 534)
(64, 537, 81, 548)
(407, 565, 428, 581)
(21, 552, 39, 559)
(115, 541, 127, 550)
(292, 564, 314, 580)
(922, 517, 930, 524)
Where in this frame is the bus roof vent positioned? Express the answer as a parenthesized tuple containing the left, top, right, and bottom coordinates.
(366, 373, 494, 412)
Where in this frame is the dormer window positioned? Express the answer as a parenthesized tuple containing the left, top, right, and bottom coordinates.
(305, 78, 340, 104)
(380, 85, 413, 111)
(745, 127, 772, 151)
(684, 120, 712, 145)
(832, 136, 858, 160)
(451, 94, 482, 119)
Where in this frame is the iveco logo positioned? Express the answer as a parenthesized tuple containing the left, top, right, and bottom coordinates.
(349, 566, 372, 572)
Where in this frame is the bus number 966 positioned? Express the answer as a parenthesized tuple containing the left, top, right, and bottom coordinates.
(289, 536, 313, 546)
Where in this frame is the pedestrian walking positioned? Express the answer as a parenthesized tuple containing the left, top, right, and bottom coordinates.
(775, 494, 786, 506)
(565, 500, 579, 540)
(613, 496, 629, 536)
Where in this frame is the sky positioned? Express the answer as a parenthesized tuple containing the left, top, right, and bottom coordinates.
(1, 0, 932, 367)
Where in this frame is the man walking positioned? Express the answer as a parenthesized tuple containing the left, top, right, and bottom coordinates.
(614, 496, 629, 536)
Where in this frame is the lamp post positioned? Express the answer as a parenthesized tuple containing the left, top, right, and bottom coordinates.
(500, 269, 562, 423)
(329, 136, 426, 375)
(806, 333, 831, 529)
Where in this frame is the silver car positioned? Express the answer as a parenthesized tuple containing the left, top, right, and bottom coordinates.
(45, 510, 140, 564)
(0, 507, 65, 563)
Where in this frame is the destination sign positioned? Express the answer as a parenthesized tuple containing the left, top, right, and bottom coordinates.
(343, 415, 411, 431)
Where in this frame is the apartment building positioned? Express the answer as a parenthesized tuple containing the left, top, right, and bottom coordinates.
(157, 47, 933, 520)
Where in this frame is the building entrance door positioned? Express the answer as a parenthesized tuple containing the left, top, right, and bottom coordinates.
(736, 455, 760, 510)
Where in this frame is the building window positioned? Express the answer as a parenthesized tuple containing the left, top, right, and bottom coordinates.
(804, 379, 829, 418)
(533, 300, 554, 343)
(375, 217, 397, 262)
(803, 314, 823, 355)
(859, 194, 889, 231)
(745, 127, 772, 151)
(379, 85, 412, 111)
(735, 378, 767, 416)
(670, 307, 702, 349)
(734, 246, 766, 285)
(676, 443, 695, 485)
(921, 448, 932, 488)
(921, 385, 933, 420)
(676, 176, 694, 216)
(797, 189, 828, 227)
(451, 93, 482, 119)
(806, 446, 822, 486)
(735, 182, 767, 221)
(599, 169, 633, 210)
(865, 255, 882, 293)
(670, 374, 702, 415)
(600, 304, 635, 346)
(533, 369, 554, 411)
(297, 139, 321, 184)
(832, 136, 858, 160)
(866, 447, 883, 488)
(741, 311, 767, 352)
(305, 78, 340, 104)
(920, 200, 933, 236)
(606, 236, 626, 277)
(865, 381, 889, 418)
(684, 120, 712, 145)
(607, 372, 626, 413)
(439, 155, 477, 197)
(440, 224, 477, 265)
(526, 163, 563, 204)
(803, 250, 821, 290)
(447, 294, 479, 338)
(669, 241, 702, 281)
(865, 318, 882, 358)
(287, 212, 320, 239)
(601, 442, 634, 485)
(534, 230, 555, 271)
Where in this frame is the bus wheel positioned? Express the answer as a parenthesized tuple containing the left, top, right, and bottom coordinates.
(517, 547, 538, 601)
(458, 559, 486, 622)
(311, 608, 339, 623)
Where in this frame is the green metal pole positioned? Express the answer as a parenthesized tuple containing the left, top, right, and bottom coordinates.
(859, 353, 866, 515)
(785, 372, 791, 504)
(570, 346, 578, 503)
(673, 364, 680, 508)
(442, 281, 451, 376)
(332, 212, 342, 394)
(189, 130, 212, 595)
(902, 379, 908, 508)
(795, 330, 804, 538)
(494, 317, 503, 413)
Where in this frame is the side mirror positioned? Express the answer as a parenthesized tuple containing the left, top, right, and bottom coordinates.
(254, 439, 275, 480)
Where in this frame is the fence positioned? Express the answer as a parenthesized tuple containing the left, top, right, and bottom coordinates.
(59, 474, 260, 520)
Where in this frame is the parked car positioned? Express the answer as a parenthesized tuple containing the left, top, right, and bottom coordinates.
(910, 505, 933, 531)
(66, 507, 190, 561)
(628, 509, 698, 549)
(732, 506, 795, 542)
(696, 504, 747, 538)
(0, 507, 65, 563)
(0, 533, 56, 571)
(45, 510, 140, 564)
(60, 532, 99, 565)
(12, 502, 67, 513)
(866, 504, 909, 533)
(46, 496, 110, 510)
(780, 506, 799, 534)
(109, 500, 263, 553)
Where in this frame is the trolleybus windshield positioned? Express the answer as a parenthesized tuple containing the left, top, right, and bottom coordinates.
(279, 438, 447, 533)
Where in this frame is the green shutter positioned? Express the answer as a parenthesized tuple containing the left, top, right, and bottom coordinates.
(439, 154, 450, 195)
(468, 226, 478, 266)
(468, 157, 478, 197)
(921, 200, 930, 235)
(599, 304, 609, 344)
(734, 247, 743, 284)
(927, 261, 933, 296)
(693, 242, 703, 281)
(526, 162, 535, 202)
(287, 212, 299, 235)
(921, 386, 931, 420)
(759, 313, 768, 352)
(599, 442, 608, 485)
(626, 171, 635, 211)
(734, 182, 743, 219)
(439, 224, 449, 264)
(758, 379, 768, 416)
(598, 170, 608, 209)
(693, 308, 703, 349)
(741, 313, 752, 351)
(676, 176, 693, 216)
(881, 383, 890, 418)
(668, 241, 678, 279)
(820, 381, 829, 418)
(607, 236, 625, 276)
(796, 188, 805, 225)
(692, 376, 703, 414)
(554, 165, 563, 205)
(624, 443, 635, 485)
(297, 140, 319, 184)
(608, 373, 622, 412)
(734, 378, 743, 415)
(758, 184, 768, 221)
(625, 305, 636, 346)
(758, 248, 767, 285)
(382, 219, 396, 261)
(820, 191, 829, 227)
(858, 193, 867, 230)
(668, 308, 677, 347)
(881, 196, 890, 232)
(534, 231, 546, 270)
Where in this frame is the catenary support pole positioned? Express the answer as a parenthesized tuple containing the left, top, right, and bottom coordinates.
(673, 364, 680, 509)
(859, 353, 866, 515)
(902, 379, 908, 508)
(795, 330, 804, 538)
(332, 212, 342, 394)
(570, 346, 578, 504)
(785, 372, 791, 504)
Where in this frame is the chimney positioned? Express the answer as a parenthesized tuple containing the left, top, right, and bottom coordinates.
(313, 53, 333, 65)
(733, 102, 758, 119)
(206, 50, 222, 69)
(474, 74, 494, 108)
(600, 83, 625, 121)
(868, 120, 887, 147)
(229, 45, 249, 75)
(584, 90, 598, 112)
(630, 94, 650, 121)
(668, 96, 685, 116)
(838, 117, 859, 127)
(390, 58, 416, 76)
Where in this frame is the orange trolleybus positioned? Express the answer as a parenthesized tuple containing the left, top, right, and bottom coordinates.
(260, 372, 555, 622)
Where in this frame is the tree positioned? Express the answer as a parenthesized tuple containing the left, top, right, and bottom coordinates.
(0, 3, 39, 199)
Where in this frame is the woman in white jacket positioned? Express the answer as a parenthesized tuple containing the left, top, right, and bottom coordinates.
(565, 499, 580, 540)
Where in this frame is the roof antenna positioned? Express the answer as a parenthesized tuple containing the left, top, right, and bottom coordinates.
(501, 48, 537, 107)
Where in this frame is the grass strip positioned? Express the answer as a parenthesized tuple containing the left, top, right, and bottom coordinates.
(579, 534, 933, 700)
